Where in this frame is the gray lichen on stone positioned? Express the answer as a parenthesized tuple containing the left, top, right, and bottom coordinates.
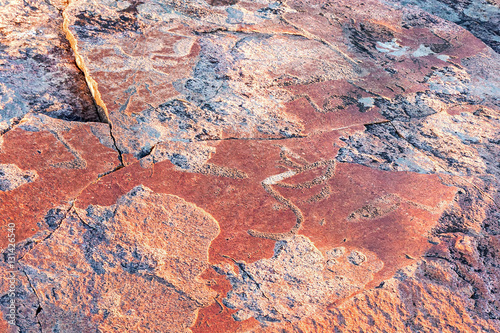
(214, 235, 383, 324)
(18, 185, 220, 332)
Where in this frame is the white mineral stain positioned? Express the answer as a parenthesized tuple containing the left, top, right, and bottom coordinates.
(376, 39, 409, 56)
(436, 54, 450, 61)
(263, 170, 296, 185)
(412, 44, 434, 57)
(358, 97, 375, 108)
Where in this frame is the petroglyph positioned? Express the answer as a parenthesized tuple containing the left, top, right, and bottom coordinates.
(49, 130, 87, 169)
(2, 0, 499, 332)
(249, 147, 336, 240)
(348, 193, 449, 222)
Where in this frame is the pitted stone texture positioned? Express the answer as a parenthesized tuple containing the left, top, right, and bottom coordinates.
(337, 106, 500, 178)
(0, 262, 41, 333)
(243, 261, 500, 333)
(18, 186, 220, 333)
(215, 235, 383, 324)
(62, 0, 496, 171)
(1, 0, 499, 332)
(62, 0, 365, 167)
(71, 132, 457, 332)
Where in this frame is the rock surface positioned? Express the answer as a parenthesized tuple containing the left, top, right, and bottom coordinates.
(214, 235, 384, 323)
(0, 0, 499, 332)
(14, 186, 220, 332)
(0, 0, 100, 122)
(0, 164, 38, 192)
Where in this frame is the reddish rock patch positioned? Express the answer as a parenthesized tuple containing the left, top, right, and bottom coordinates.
(0, 115, 119, 249)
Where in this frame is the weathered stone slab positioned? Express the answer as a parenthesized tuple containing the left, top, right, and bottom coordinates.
(0, 114, 119, 249)
(0, 0, 100, 123)
(13, 186, 219, 332)
(0, 0, 499, 332)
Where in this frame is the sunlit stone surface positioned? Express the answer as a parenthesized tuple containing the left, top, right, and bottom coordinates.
(0, 0, 499, 332)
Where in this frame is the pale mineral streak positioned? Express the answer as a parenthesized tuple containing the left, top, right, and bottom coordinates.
(0, 164, 37, 191)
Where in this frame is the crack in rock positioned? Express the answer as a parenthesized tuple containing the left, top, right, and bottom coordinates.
(18, 185, 220, 332)
(214, 235, 383, 324)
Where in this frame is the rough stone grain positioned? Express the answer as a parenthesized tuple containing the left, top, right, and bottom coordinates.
(0, 164, 38, 192)
(0, 113, 119, 250)
(214, 235, 383, 324)
(0, 0, 499, 332)
(0, 0, 100, 123)
(5, 186, 220, 332)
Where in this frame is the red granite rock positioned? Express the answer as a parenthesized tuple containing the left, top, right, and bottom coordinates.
(0, 114, 119, 249)
(1, 0, 499, 332)
(18, 186, 220, 332)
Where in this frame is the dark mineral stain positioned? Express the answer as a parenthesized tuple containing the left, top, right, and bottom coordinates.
(73, 12, 140, 39)
(208, 0, 239, 6)
(344, 22, 395, 58)
(117, 0, 144, 14)
(44, 208, 66, 230)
